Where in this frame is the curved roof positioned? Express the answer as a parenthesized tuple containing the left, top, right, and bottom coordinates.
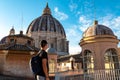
(47, 47, 57, 54)
(0, 31, 33, 44)
(83, 20, 114, 37)
(26, 3, 66, 37)
(0, 36, 7, 44)
(0, 43, 39, 51)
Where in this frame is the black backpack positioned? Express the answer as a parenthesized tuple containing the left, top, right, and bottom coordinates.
(30, 51, 43, 75)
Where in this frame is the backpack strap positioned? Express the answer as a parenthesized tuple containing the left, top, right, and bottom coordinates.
(37, 50, 43, 57)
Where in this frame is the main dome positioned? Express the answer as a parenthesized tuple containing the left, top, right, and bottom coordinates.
(83, 20, 114, 37)
(26, 3, 66, 37)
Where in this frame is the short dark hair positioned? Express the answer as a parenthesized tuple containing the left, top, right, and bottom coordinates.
(40, 40, 48, 48)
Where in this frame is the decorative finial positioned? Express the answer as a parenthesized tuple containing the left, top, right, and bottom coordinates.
(94, 20, 98, 25)
(20, 30, 23, 35)
(43, 3, 51, 15)
(9, 26, 15, 35)
(46, 2, 48, 8)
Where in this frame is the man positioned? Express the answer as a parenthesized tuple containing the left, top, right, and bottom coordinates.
(37, 40, 49, 80)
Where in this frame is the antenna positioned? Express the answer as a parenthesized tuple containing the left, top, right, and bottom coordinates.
(21, 12, 23, 31)
(93, 0, 96, 20)
(45, 0, 48, 5)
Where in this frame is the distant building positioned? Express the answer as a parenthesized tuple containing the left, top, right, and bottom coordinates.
(0, 28, 39, 78)
(26, 3, 69, 56)
(57, 54, 83, 72)
(80, 20, 120, 72)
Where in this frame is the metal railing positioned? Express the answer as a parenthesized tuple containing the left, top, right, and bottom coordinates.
(55, 69, 120, 80)
(84, 69, 120, 80)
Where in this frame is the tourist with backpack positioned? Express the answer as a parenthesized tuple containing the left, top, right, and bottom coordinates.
(30, 40, 49, 80)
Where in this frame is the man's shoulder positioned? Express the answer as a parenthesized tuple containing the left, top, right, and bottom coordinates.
(39, 50, 47, 56)
(41, 50, 47, 54)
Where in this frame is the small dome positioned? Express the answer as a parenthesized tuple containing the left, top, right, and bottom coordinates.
(9, 27, 15, 35)
(10, 28, 15, 32)
(0, 36, 7, 44)
(47, 48, 57, 54)
(26, 3, 66, 37)
(83, 20, 114, 37)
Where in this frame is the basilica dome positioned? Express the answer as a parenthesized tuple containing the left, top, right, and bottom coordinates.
(83, 20, 114, 37)
(26, 3, 66, 37)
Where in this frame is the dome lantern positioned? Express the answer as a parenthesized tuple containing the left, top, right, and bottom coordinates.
(94, 20, 98, 25)
(9, 27, 15, 35)
(43, 3, 51, 15)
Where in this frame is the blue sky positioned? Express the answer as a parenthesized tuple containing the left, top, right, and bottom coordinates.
(0, 0, 120, 54)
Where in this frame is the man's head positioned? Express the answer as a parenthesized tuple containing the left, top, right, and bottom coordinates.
(40, 40, 48, 50)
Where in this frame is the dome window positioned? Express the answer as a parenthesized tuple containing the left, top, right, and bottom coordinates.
(27, 40, 31, 45)
(51, 43, 54, 48)
(83, 50, 94, 73)
(10, 39, 14, 43)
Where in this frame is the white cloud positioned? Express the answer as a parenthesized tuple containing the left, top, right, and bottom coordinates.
(66, 25, 78, 37)
(69, 46, 81, 55)
(98, 14, 120, 38)
(79, 15, 92, 32)
(69, 2, 78, 12)
(66, 25, 82, 54)
(65, 15, 92, 54)
(0, 23, 10, 40)
(54, 7, 68, 21)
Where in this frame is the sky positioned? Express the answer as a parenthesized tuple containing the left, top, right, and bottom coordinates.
(0, 0, 120, 54)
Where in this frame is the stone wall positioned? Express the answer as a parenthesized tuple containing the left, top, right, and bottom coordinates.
(0, 50, 37, 78)
(0, 50, 56, 79)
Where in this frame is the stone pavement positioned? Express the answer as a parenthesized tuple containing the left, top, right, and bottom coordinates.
(0, 75, 54, 80)
(0, 75, 31, 80)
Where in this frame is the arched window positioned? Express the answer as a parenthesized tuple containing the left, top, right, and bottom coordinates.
(51, 43, 54, 48)
(27, 40, 31, 45)
(83, 50, 94, 73)
(49, 59, 55, 73)
(104, 49, 119, 70)
(10, 39, 14, 43)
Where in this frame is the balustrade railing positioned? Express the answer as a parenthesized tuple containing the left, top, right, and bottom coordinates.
(55, 69, 120, 80)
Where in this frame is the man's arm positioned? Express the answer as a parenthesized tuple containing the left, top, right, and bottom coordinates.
(42, 59, 49, 78)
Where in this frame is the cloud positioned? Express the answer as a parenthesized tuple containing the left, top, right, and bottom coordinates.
(98, 14, 120, 38)
(54, 7, 68, 21)
(65, 15, 93, 54)
(66, 25, 82, 54)
(0, 29, 10, 41)
(69, 0, 78, 12)
(79, 15, 92, 32)
(69, 46, 81, 55)
(0, 22, 10, 40)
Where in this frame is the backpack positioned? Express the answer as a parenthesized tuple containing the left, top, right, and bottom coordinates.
(30, 51, 43, 75)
